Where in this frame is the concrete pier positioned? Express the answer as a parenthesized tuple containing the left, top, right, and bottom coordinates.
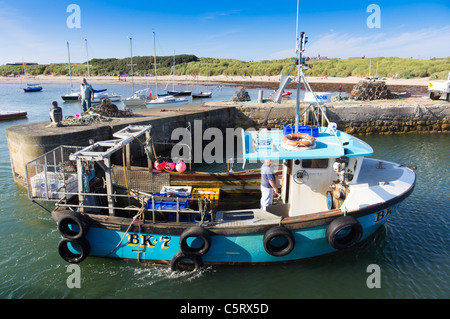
(6, 103, 236, 185)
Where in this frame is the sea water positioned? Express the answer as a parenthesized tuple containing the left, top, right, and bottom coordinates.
(0, 83, 448, 299)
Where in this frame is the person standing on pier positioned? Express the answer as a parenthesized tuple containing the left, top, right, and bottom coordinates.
(260, 159, 279, 210)
(78, 78, 94, 112)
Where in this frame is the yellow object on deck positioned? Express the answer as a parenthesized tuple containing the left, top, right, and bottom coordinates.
(192, 188, 220, 207)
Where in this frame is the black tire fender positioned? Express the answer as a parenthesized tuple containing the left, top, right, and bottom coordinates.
(263, 226, 295, 257)
(325, 215, 363, 250)
(58, 211, 89, 240)
(57, 237, 90, 264)
(170, 251, 203, 272)
(179, 226, 211, 257)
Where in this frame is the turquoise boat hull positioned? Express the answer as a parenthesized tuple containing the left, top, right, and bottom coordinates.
(60, 202, 400, 265)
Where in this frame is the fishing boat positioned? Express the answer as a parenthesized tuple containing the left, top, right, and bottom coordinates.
(24, 12, 416, 271)
(0, 110, 27, 121)
(25, 116, 416, 270)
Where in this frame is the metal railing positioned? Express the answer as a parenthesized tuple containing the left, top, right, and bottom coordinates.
(55, 191, 215, 224)
(25, 145, 85, 202)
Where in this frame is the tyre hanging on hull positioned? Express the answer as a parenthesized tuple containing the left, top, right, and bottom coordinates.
(170, 251, 203, 272)
(325, 215, 363, 250)
(263, 226, 295, 257)
(58, 211, 89, 240)
(58, 237, 90, 263)
(179, 226, 211, 257)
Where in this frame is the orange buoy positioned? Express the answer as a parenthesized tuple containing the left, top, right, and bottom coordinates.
(281, 133, 316, 150)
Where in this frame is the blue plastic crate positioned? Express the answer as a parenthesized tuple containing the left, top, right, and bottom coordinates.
(283, 125, 319, 137)
(146, 196, 189, 210)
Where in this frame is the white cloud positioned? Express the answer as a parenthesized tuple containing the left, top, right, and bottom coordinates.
(269, 26, 450, 60)
(201, 10, 240, 20)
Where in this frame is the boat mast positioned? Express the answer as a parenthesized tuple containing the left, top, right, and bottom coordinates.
(293, 2, 341, 144)
(172, 50, 175, 91)
(67, 41, 73, 93)
(128, 37, 136, 94)
(295, 0, 301, 133)
(153, 32, 158, 96)
(84, 38, 90, 78)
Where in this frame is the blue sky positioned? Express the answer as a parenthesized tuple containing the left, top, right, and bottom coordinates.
(1, 0, 449, 65)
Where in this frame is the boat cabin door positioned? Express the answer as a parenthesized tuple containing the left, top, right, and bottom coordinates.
(288, 158, 334, 216)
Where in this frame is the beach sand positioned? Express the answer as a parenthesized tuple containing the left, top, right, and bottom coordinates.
(0, 74, 430, 93)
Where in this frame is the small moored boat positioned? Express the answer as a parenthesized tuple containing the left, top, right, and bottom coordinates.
(191, 92, 212, 98)
(23, 84, 42, 92)
(0, 110, 27, 121)
(147, 95, 188, 105)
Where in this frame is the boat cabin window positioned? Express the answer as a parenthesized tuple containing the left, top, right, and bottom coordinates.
(301, 159, 329, 169)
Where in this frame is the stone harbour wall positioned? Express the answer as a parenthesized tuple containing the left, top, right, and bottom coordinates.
(214, 99, 450, 135)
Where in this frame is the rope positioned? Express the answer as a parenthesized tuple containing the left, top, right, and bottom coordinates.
(132, 135, 155, 162)
(198, 198, 204, 225)
(286, 57, 298, 76)
(103, 205, 146, 257)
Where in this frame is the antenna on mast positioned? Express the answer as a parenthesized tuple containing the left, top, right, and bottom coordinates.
(293, 6, 341, 143)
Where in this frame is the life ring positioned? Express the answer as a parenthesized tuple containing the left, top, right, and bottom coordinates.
(263, 226, 295, 257)
(58, 211, 89, 240)
(282, 133, 316, 150)
(325, 215, 363, 250)
(179, 226, 211, 257)
(57, 237, 90, 263)
(170, 251, 203, 272)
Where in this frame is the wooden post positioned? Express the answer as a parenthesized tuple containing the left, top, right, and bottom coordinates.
(146, 131, 152, 173)
(103, 157, 115, 216)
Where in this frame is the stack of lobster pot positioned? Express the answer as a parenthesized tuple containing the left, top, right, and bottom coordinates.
(351, 80, 394, 100)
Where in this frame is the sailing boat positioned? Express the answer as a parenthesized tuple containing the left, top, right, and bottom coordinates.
(22, 62, 42, 92)
(122, 37, 149, 107)
(147, 32, 187, 105)
(166, 52, 191, 96)
(82, 38, 121, 104)
(61, 42, 80, 101)
(191, 73, 212, 98)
